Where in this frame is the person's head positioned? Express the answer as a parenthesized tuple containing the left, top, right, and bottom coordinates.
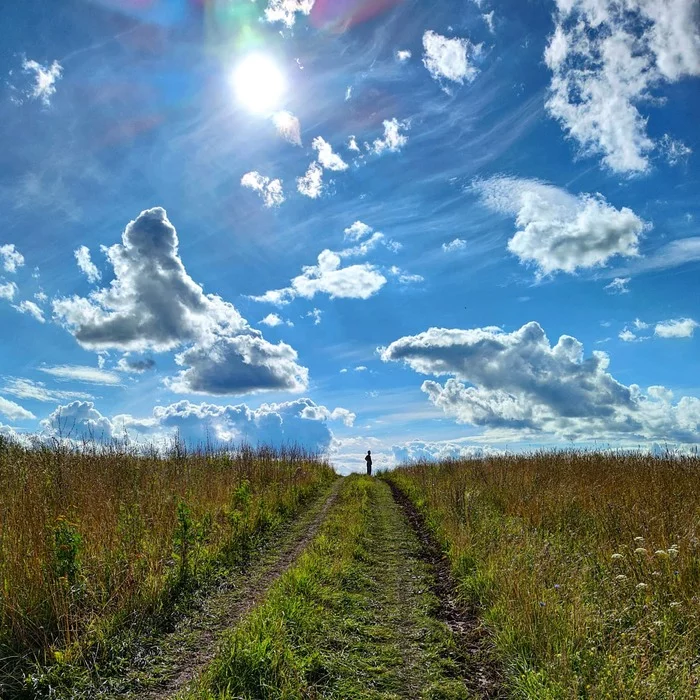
(367, 450, 371, 455)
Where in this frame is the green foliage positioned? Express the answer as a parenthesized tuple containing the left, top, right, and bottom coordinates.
(51, 516, 83, 584)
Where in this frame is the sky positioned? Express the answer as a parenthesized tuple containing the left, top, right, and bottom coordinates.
(0, 0, 698, 473)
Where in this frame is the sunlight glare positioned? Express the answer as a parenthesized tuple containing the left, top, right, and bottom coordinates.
(232, 53, 286, 115)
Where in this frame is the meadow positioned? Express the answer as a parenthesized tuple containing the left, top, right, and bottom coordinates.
(385, 452, 700, 698)
(0, 436, 334, 694)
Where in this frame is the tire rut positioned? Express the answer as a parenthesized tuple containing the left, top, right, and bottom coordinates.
(387, 480, 504, 699)
(130, 478, 343, 700)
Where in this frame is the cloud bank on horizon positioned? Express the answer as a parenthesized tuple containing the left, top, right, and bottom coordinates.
(0, 0, 698, 472)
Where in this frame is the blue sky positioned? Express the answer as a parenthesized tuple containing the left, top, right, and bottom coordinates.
(1, 0, 698, 472)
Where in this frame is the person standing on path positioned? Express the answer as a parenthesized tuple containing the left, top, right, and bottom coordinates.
(365, 450, 372, 476)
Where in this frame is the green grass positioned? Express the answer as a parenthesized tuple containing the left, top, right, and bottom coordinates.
(184, 475, 473, 700)
(0, 439, 335, 698)
(385, 453, 700, 699)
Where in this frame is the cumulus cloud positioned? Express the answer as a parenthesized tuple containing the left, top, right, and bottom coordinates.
(20, 59, 63, 105)
(116, 357, 156, 373)
(473, 176, 644, 276)
(44, 397, 354, 454)
(74, 245, 101, 283)
(260, 313, 293, 327)
(382, 321, 700, 444)
(272, 111, 302, 146)
(482, 11, 495, 33)
(0, 281, 18, 301)
(297, 161, 324, 198)
(393, 439, 500, 463)
(348, 136, 360, 152)
(605, 277, 631, 294)
(442, 238, 467, 253)
(619, 328, 641, 342)
(306, 308, 322, 325)
(0, 396, 35, 421)
(264, 0, 314, 27)
(344, 221, 372, 241)
(241, 171, 285, 208)
(52, 208, 307, 395)
(371, 118, 409, 155)
(251, 250, 387, 305)
(422, 30, 480, 84)
(13, 300, 45, 323)
(544, 0, 700, 173)
(0, 244, 25, 273)
(396, 49, 412, 62)
(312, 136, 348, 171)
(655, 318, 699, 338)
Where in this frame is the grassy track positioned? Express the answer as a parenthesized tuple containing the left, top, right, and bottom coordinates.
(184, 475, 475, 699)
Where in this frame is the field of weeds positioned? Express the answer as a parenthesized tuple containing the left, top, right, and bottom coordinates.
(0, 437, 334, 692)
(386, 452, 700, 698)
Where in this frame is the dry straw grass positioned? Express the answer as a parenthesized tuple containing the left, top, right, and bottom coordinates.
(0, 436, 334, 669)
(388, 451, 700, 697)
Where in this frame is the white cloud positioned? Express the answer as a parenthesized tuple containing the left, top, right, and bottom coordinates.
(52, 208, 307, 395)
(0, 281, 18, 301)
(306, 308, 322, 325)
(348, 136, 360, 152)
(442, 238, 467, 253)
(544, 0, 700, 173)
(393, 439, 501, 463)
(422, 30, 479, 84)
(605, 277, 630, 294)
(116, 357, 155, 374)
(396, 49, 412, 62)
(166, 336, 308, 396)
(290, 250, 386, 300)
(312, 137, 348, 171)
(382, 321, 700, 444)
(0, 396, 35, 421)
(0, 244, 25, 273)
(1, 378, 94, 402)
(260, 313, 293, 327)
(39, 364, 121, 385)
(658, 134, 692, 165)
(13, 300, 45, 323)
(482, 11, 495, 33)
(371, 118, 409, 155)
(74, 245, 101, 283)
(473, 176, 644, 276)
(21, 59, 63, 105)
(241, 171, 285, 208)
(633, 319, 649, 330)
(389, 266, 424, 284)
(344, 221, 373, 241)
(355, 365, 368, 372)
(264, 0, 314, 27)
(43, 397, 353, 454)
(272, 111, 302, 146)
(619, 329, 639, 342)
(655, 318, 699, 338)
(297, 161, 324, 198)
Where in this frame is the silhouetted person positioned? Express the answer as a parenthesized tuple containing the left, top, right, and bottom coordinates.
(365, 450, 372, 476)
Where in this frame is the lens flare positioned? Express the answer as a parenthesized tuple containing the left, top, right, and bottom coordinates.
(232, 53, 286, 115)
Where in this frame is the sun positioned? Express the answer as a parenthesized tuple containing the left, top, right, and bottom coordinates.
(232, 53, 286, 115)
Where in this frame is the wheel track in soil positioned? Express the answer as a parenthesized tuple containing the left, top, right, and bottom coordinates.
(115, 477, 343, 700)
(386, 479, 505, 699)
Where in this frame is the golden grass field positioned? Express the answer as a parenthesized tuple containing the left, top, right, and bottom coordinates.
(387, 451, 700, 697)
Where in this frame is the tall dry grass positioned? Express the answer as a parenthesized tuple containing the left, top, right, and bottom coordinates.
(0, 436, 334, 671)
(387, 451, 700, 698)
